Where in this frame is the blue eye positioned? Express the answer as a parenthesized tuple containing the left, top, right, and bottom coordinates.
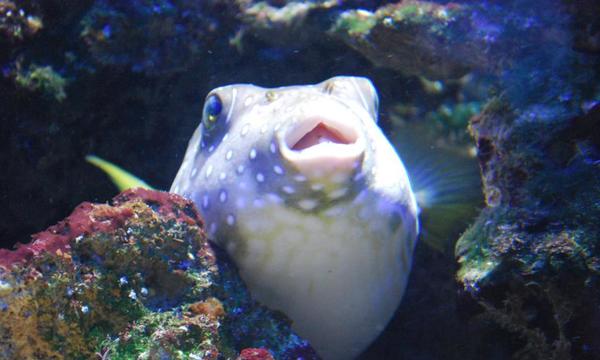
(203, 94, 223, 129)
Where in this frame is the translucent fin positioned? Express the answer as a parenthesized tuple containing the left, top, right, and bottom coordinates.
(85, 155, 154, 191)
(392, 122, 483, 252)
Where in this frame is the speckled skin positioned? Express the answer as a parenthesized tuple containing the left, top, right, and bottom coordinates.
(171, 76, 419, 359)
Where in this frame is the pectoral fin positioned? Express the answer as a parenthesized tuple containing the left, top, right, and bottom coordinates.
(86, 155, 153, 191)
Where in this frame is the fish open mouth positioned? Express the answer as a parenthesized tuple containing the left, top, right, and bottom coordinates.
(290, 123, 355, 150)
(285, 118, 359, 152)
(279, 113, 365, 180)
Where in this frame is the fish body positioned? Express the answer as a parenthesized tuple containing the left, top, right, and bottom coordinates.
(171, 76, 419, 359)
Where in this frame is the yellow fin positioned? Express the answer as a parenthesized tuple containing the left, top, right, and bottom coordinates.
(85, 155, 153, 191)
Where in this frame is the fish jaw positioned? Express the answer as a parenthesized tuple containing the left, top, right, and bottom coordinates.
(278, 98, 366, 183)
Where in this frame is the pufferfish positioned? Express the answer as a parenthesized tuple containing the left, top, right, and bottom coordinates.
(170, 76, 419, 360)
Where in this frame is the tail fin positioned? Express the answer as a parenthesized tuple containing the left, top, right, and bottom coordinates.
(393, 123, 483, 252)
(85, 155, 154, 192)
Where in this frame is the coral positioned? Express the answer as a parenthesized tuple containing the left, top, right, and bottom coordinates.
(237, 348, 275, 360)
(0, 188, 317, 359)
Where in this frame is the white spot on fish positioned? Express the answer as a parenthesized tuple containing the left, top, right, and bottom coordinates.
(244, 96, 253, 107)
(282, 185, 295, 194)
(208, 145, 215, 153)
(266, 193, 283, 204)
(260, 125, 268, 134)
(311, 183, 324, 191)
(293, 174, 307, 182)
(241, 123, 250, 136)
(252, 198, 265, 208)
(205, 165, 213, 179)
(324, 206, 345, 217)
(226, 214, 236, 226)
(226, 150, 233, 160)
(191, 167, 198, 177)
(298, 199, 319, 211)
(249, 148, 257, 160)
(237, 164, 245, 174)
(298, 198, 318, 211)
(256, 172, 265, 183)
(270, 142, 277, 154)
(274, 123, 282, 131)
(235, 197, 246, 209)
(219, 172, 227, 181)
(202, 193, 210, 210)
(273, 165, 284, 175)
(329, 187, 349, 199)
(219, 190, 228, 203)
(222, 133, 229, 142)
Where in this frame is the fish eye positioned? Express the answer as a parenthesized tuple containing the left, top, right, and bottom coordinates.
(203, 94, 223, 129)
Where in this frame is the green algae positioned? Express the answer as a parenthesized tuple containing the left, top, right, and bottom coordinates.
(334, 10, 376, 36)
(15, 64, 67, 101)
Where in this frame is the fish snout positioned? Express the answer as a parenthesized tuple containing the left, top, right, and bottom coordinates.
(278, 108, 366, 183)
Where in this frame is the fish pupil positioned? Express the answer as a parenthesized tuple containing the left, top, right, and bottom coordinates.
(203, 94, 223, 126)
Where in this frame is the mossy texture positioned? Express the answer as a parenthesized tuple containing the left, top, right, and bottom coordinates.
(331, 1, 473, 79)
(0, 189, 317, 360)
(456, 100, 600, 358)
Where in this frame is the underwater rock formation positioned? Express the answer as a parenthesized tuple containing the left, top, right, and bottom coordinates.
(0, 188, 317, 359)
(331, 2, 477, 79)
(456, 100, 600, 359)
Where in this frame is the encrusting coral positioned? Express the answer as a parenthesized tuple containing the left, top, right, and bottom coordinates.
(0, 188, 317, 360)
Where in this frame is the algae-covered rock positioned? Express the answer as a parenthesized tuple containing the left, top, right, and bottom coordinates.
(14, 63, 67, 101)
(0, 188, 317, 359)
(330, 0, 586, 80)
(455, 100, 600, 358)
(331, 2, 477, 79)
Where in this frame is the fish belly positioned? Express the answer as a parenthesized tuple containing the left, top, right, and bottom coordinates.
(227, 198, 415, 360)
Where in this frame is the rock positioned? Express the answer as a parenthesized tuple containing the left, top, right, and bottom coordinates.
(0, 188, 318, 359)
(456, 101, 600, 359)
(331, 2, 477, 79)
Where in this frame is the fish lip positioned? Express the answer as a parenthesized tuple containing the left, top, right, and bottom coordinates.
(278, 105, 366, 179)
